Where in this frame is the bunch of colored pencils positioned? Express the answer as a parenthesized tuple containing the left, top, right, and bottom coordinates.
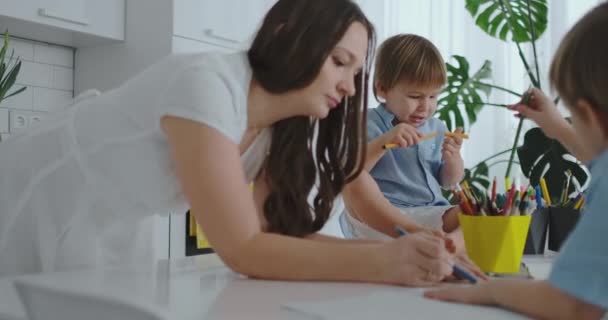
(454, 179, 538, 216)
(455, 177, 586, 216)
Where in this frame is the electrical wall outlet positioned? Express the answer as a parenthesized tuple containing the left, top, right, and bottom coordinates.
(9, 110, 47, 133)
(9, 111, 29, 132)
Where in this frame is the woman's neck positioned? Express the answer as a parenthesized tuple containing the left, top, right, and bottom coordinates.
(247, 79, 300, 130)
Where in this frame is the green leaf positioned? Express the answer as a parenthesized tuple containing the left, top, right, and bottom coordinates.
(3, 86, 26, 100)
(436, 55, 493, 132)
(464, 161, 491, 198)
(517, 127, 589, 202)
(0, 31, 8, 64)
(0, 60, 21, 101)
(0, 31, 26, 106)
(465, 0, 548, 43)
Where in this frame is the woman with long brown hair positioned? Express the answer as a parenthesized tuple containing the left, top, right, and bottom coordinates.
(0, 0, 457, 286)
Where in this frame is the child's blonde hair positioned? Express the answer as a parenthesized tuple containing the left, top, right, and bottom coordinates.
(550, 2, 608, 119)
(373, 34, 446, 102)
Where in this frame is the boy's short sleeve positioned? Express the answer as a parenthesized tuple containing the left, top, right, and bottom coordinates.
(367, 117, 386, 142)
(161, 66, 243, 144)
(548, 170, 608, 309)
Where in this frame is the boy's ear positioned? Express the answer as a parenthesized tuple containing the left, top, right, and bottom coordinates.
(576, 98, 608, 137)
(375, 82, 387, 100)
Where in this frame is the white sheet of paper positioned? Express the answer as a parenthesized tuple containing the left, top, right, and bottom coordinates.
(282, 288, 529, 320)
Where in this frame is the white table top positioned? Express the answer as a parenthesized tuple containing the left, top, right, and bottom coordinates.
(0, 254, 553, 320)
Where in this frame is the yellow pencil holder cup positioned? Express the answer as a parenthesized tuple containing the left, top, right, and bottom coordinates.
(458, 213, 531, 273)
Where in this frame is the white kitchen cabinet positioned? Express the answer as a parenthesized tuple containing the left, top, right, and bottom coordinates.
(174, 0, 274, 49)
(75, 0, 276, 259)
(0, 0, 124, 47)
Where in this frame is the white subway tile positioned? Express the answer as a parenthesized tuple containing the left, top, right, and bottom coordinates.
(33, 88, 73, 112)
(52, 66, 74, 91)
(6, 38, 35, 61)
(0, 85, 33, 110)
(18, 61, 53, 88)
(0, 108, 9, 133)
(34, 43, 73, 68)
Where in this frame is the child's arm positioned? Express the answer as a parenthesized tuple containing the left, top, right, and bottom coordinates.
(425, 280, 605, 320)
(365, 123, 423, 171)
(343, 170, 426, 236)
(439, 127, 465, 188)
(509, 88, 594, 162)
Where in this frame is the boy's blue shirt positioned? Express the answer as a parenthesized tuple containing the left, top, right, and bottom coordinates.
(548, 149, 608, 309)
(367, 103, 450, 208)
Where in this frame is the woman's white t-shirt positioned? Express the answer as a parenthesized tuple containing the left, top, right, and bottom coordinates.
(0, 51, 270, 276)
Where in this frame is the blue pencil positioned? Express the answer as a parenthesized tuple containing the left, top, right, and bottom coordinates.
(535, 185, 543, 208)
(395, 226, 478, 284)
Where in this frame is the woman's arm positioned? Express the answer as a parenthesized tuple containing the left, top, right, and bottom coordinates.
(161, 116, 452, 285)
(306, 233, 383, 243)
(343, 170, 425, 236)
(425, 280, 605, 320)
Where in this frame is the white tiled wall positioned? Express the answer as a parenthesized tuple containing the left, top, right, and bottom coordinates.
(0, 38, 74, 140)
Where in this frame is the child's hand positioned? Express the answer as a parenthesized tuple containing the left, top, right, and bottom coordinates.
(384, 123, 423, 148)
(507, 88, 568, 139)
(442, 127, 464, 162)
(424, 281, 495, 305)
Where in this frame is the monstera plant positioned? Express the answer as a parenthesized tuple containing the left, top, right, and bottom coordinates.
(517, 126, 588, 203)
(436, 0, 588, 198)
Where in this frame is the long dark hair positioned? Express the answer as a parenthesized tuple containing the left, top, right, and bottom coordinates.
(248, 0, 375, 236)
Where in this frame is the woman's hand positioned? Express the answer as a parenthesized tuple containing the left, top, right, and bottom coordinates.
(383, 123, 424, 148)
(453, 252, 489, 281)
(382, 232, 454, 286)
(508, 88, 569, 139)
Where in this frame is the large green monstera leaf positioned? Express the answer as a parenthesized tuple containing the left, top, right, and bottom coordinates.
(437, 55, 492, 132)
(517, 127, 589, 202)
(465, 0, 547, 43)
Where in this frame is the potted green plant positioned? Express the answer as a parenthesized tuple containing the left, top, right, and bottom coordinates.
(436, 0, 589, 198)
(0, 30, 26, 141)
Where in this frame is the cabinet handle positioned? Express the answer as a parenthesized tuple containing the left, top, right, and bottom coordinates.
(203, 29, 239, 44)
(38, 8, 89, 26)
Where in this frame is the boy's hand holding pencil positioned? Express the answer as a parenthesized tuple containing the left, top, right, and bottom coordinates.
(382, 128, 469, 150)
(381, 122, 423, 150)
(442, 127, 465, 160)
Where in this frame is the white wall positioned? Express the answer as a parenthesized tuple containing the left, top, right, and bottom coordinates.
(0, 37, 74, 140)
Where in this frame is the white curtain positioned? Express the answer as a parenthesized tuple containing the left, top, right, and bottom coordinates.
(356, 0, 602, 191)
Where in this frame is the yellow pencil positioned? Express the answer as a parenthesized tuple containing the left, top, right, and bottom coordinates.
(382, 143, 400, 150)
(540, 177, 552, 206)
(382, 132, 439, 150)
(574, 196, 585, 210)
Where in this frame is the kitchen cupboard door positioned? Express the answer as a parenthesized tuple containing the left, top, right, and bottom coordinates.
(173, 0, 275, 50)
(0, 0, 124, 47)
